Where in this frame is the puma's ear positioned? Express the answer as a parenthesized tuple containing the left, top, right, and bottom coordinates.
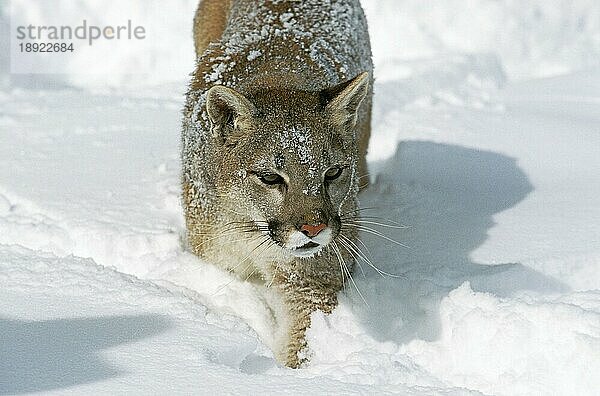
(323, 71, 370, 128)
(205, 85, 257, 145)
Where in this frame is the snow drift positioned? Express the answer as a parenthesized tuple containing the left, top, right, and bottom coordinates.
(1, 1, 600, 395)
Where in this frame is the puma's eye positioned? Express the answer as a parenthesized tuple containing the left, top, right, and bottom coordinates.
(258, 173, 284, 185)
(324, 167, 343, 181)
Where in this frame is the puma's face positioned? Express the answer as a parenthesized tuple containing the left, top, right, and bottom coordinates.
(230, 118, 355, 258)
(207, 73, 369, 258)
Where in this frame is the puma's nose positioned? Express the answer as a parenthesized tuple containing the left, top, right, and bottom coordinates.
(300, 223, 327, 237)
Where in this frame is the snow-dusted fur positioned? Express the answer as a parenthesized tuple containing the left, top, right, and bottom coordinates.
(181, 0, 373, 367)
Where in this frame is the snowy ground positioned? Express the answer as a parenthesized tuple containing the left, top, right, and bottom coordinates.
(2, 1, 600, 395)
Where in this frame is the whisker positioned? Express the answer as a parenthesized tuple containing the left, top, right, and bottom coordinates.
(210, 237, 273, 296)
(332, 241, 368, 307)
(243, 267, 259, 282)
(348, 219, 409, 230)
(342, 223, 410, 248)
(201, 236, 263, 251)
(187, 227, 247, 238)
(353, 234, 375, 262)
(189, 229, 257, 250)
(266, 263, 278, 288)
(340, 214, 409, 228)
(329, 241, 347, 292)
(186, 220, 270, 249)
(336, 237, 365, 278)
(339, 234, 404, 278)
(353, 215, 407, 224)
(227, 236, 271, 273)
(338, 234, 379, 274)
(338, 206, 378, 218)
(187, 220, 257, 235)
(242, 240, 276, 282)
(327, 243, 346, 289)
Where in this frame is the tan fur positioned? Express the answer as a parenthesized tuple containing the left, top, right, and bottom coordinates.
(190, 0, 372, 180)
(193, 0, 232, 56)
(182, 0, 373, 367)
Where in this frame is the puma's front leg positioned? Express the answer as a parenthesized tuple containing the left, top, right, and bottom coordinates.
(272, 257, 344, 368)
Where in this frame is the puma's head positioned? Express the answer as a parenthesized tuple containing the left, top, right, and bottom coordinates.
(205, 72, 369, 258)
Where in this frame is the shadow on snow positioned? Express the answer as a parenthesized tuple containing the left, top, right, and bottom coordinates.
(0, 314, 171, 394)
(350, 140, 567, 343)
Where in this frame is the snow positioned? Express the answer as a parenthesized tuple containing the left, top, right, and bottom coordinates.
(1, 1, 600, 395)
